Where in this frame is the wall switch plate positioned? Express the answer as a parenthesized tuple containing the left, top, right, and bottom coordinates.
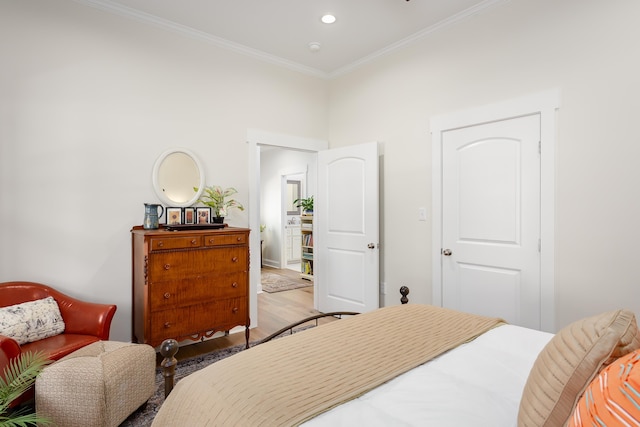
(380, 282, 387, 294)
(418, 207, 427, 221)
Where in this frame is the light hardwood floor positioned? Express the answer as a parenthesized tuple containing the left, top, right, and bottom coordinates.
(166, 268, 335, 362)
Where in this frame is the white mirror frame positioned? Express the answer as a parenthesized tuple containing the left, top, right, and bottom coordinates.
(152, 148, 205, 208)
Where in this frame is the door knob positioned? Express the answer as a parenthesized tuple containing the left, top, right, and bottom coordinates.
(367, 243, 376, 249)
(442, 249, 452, 256)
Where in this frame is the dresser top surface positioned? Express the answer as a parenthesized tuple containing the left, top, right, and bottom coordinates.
(131, 225, 251, 236)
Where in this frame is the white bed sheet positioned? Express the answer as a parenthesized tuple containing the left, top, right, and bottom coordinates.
(303, 324, 553, 427)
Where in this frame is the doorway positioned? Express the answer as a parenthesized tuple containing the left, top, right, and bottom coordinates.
(259, 149, 316, 271)
(247, 130, 328, 327)
(430, 90, 559, 332)
(247, 132, 381, 326)
(440, 114, 541, 328)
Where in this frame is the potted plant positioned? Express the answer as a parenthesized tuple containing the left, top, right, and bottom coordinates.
(0, 351, 51, 426)
(195, 185, 245, 222)
(294, 196, 314, 214)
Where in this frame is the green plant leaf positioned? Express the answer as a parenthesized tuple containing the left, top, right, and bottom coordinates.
(0, 351, 52, 424)
(293, 196, 313, 211)
(194, 185, 244, 216)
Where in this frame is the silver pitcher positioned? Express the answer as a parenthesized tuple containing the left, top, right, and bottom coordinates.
(143, 203, 164, 229)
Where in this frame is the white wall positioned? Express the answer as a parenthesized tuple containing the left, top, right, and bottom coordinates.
(0, 0, 327, 341)
(328, 0, 640, 330)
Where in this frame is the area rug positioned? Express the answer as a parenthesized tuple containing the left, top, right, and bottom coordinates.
(261, 271, 312, 293)
(121, 326, 314, 426)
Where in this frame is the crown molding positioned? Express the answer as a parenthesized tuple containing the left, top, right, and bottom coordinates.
(73, 0, 508, 80)
(329, 0, 510, 78)
(72, 0, 329, 79)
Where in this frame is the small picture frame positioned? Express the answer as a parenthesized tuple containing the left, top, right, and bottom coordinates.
(166, 207, 182, 225)
(196, 207, 211, 224)
(183, 207, 196, 225)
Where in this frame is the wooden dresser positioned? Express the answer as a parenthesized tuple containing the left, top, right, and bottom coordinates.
(131, 225, 250, 348)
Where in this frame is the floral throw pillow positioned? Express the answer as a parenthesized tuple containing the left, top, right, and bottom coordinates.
(0, 297, 66, 345)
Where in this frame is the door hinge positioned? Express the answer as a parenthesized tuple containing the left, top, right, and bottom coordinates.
(538, 140, 541, 154)
(538, 238, 541, 253)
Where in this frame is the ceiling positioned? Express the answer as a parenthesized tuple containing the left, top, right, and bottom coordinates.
(79, 0, 505, 78)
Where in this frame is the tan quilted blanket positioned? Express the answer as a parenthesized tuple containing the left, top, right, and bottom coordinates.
(152, 304, 505, 427)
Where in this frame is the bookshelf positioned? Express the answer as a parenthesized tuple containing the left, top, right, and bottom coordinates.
(300, 214, 313, 281)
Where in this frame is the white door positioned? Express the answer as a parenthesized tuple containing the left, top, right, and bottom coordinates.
(316, 142, 380, 314)
(441, 115, 541, 329)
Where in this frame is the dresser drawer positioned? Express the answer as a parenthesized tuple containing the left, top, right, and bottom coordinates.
(150, 297, 248, 344)
(149, 272, 247, 311)
(204, 233, 247, 247)
(148, 247, 247, 280)
(150, 236, 202, 251)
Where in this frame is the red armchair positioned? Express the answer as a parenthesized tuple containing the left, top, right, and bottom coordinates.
(0, 281, 117, 406)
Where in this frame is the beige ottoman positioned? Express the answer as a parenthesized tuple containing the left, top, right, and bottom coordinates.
(35, 341, 156, 427)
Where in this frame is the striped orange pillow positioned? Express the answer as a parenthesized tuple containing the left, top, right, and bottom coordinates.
(569, 349, 640, 426)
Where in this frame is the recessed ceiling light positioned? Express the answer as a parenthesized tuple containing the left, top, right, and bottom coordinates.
(321, 14, 336, 24)
(308, 42, 321, 52)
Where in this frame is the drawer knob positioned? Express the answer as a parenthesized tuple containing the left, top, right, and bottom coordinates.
(164, 322, 171, 328)
(232, 307, 239, 313)
(237, 237, 242, 241)
(232, 257, 238, 262)
(231, 282, 238, 288)
(191, 239, 197, 245)
(163, 292, 171, 299)
(209, 238, 215, 244)
(163, 264, 171, 270)
(158, 241, 164, 247)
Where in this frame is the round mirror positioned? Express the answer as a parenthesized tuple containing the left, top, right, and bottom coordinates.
(152, 148, 205, 207)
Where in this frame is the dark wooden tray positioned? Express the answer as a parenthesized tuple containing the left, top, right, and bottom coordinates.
(165, 223, 227, 231)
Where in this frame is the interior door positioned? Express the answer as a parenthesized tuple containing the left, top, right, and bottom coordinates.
(441, 115, 541, 329)
(316, 142, 379, 313)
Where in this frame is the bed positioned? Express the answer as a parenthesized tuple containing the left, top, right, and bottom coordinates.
(152, 303, 640, 427)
